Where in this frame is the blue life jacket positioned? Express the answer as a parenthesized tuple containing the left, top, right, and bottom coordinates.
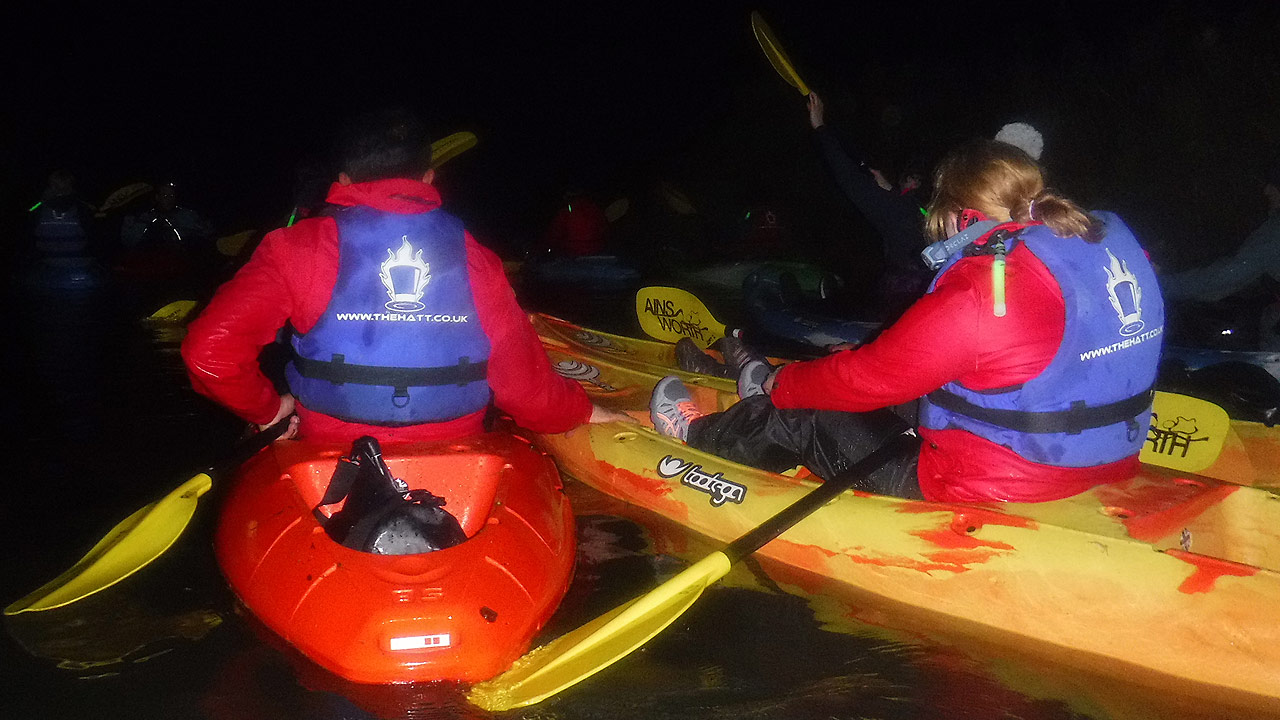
(920, 213, 1164, 467)
(33, 199, 89, 252)
(286, 205, 491, 425)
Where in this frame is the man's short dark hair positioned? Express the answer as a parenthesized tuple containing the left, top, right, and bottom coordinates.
(337, 108, 433, 183)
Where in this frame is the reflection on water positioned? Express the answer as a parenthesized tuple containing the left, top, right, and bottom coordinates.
(4, 280, 1273, 720)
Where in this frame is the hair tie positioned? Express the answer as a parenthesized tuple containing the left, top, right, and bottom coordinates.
(1028, 198, 1038, 221)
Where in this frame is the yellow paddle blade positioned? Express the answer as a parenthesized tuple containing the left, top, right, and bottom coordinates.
(144, 300, 198, 325)
(750, 11, 810, 96)
(5, 474, 213, 615)
(97, 182, 153, 215)
(1141, 392, 1230, 473)
(468, 552, 733, 711)
(216, 229, 256, 257)
(430, 131, 478, 169)
(636, 286, 727, 348)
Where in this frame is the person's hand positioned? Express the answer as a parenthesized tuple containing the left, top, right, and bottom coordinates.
(869, 168, 893, 192)
(261, 393, 299, 439)
(762, 367, 780, 395)
(589, 403, 637, 425)
(807, 92, 825, 129)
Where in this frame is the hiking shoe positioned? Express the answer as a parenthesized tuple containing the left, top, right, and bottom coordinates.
(675, 337, 729, 377)
(737, 360, 773, 399)
(715, 334, 766, 374)
(650, 376, 703, 441)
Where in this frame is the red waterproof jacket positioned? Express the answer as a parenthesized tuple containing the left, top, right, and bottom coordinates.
(181, 178, 592, 443)
(544, 196, 608, 257)
(771, 242, 1139, 503)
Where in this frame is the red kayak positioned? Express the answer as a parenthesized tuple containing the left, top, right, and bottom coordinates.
(214, 432, 576, 684)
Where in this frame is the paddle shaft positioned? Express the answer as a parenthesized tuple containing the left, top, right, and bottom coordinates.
(724, 430, 918, 563)
(219, 421, 289, 470)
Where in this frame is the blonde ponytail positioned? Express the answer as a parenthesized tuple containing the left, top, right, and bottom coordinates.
(926, 140, 1102, 243)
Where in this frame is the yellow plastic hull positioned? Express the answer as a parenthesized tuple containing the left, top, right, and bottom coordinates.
(537, 328, 1280, 708)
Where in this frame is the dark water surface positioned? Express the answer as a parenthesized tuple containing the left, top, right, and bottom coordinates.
(1, 271, 1264, 720)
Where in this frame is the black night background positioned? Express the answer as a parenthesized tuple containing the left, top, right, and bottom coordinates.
(6, 1, 1278, 274)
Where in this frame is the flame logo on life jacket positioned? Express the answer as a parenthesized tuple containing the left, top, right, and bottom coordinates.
(1103, 249, 1144, 336)
(380, 237, 431, 312)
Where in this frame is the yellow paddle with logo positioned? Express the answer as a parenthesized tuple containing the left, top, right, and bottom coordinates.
(750, 11, 809, 96)
(1140, 391, 1230, 473)
(635, 286, 737, 349)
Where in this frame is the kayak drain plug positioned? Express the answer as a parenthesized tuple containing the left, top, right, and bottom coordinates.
(480, 607, 498, 623)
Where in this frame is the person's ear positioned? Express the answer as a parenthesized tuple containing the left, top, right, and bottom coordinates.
(337, 172, 353, 186)
(422, 168, 436, 185)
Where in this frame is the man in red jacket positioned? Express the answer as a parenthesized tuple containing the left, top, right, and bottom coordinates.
(182, 108, 626, 442)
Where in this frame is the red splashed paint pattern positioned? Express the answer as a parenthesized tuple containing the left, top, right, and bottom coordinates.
(1165, 549, 1258, 593)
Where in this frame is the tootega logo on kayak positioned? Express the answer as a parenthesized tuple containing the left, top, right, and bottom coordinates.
(657, 455, 746, 507)
(642, 298, 712, 343)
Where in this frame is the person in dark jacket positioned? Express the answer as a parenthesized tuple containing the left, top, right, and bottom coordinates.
(807, 91, 932, 318)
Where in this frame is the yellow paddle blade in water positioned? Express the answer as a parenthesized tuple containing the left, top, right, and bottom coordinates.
(216, 229, 256, 257)
(750, 11, 810, 96)
(468, 552, 733, 711)
(1141, 391, 1230, 473)
(144, 300, 198, 325)
(635, 286, 728, 349)
(4, 474, 213, 615)
(430, 131, 478, 169)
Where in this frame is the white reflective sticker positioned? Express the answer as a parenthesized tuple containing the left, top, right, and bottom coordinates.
(389, 633, 451, 651)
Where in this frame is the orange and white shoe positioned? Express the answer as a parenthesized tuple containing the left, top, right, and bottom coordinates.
(649, 376, 704, 441)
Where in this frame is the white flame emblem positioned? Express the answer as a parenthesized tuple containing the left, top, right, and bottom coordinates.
(379, 237, 431, 312)
(1103, 249, 1144, 336)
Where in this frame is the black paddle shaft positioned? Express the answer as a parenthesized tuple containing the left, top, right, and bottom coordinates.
(207, 418, 291, 480)
(723, 430, 919, 564)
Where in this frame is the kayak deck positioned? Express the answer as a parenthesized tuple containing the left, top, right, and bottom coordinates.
(214, 433, 576, 684)
(534, 317, 1280, 707)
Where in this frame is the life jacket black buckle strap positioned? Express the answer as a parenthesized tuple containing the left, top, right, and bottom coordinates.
(926, 387, 1155, 435)
(293, 353, 488, 389)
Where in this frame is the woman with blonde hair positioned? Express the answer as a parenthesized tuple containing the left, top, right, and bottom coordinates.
(650, 139, 1164, 503)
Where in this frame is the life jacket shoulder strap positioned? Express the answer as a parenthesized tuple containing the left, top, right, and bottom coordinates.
(925, 387, 1154, 434)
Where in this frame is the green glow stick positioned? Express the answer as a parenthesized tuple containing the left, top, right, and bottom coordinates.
(28, 201, 42, 212)
(286, 208, 298, 227)
(992, 255, 1007, 317)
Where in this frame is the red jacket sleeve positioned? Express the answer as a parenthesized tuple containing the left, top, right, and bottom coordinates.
(771, 270, 984, 412)
(466, 233, 593, 432)
(771, 249, 1064, 412)
(180, 223, 322, 424)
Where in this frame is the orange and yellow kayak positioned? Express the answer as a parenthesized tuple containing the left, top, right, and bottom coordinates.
(214, 432, 576, 684)
(535, 317, 1280, 710)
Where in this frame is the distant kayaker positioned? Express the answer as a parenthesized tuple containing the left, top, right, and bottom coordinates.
(806, 91, 933, 319)
(542, 189, 609, 258)
(651, 139, 1165, 504)
(182, 107, 630, 442)
(1158, 161, 1280, 349)
(28, 169, 99, 259)
(120, 181, 215, 253)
